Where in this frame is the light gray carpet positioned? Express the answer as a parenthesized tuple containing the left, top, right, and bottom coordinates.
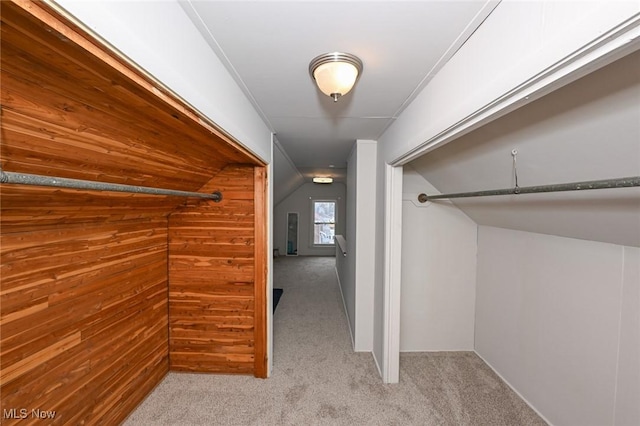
(124, 256, 546, 425)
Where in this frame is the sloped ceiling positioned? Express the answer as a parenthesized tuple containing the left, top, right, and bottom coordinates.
(1, 1, 261, 223)
(272, 138, 305, 205)
(180, 0, 497, 181)
(409, 51, 640, 247)
(1, 1, 261, 181)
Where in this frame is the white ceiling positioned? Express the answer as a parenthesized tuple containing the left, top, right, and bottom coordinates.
(180, 0, 496, 181)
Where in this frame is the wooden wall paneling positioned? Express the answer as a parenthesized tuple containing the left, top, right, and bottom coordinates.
(0, 185, 188, 230)
(0, 19, 228, 190)
(0, 60, 233, 187)
(1, 2, 270, 424)
(0, 218, 170, 425)
(169, 165, 264, 374)
(0, 108, 216, 190)
(1, 0, 263, 181)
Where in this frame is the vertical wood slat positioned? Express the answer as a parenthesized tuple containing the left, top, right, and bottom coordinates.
(168, 165, 260, 375)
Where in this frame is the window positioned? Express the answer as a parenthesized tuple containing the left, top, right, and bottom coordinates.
(312, 200, 336, 245)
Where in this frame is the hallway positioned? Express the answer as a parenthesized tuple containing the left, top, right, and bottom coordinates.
(124, 256, 545, 425)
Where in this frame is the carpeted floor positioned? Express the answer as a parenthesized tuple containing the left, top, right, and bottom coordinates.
(124, 256, 546, 425)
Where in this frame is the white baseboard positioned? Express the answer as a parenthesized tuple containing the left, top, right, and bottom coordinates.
(400, 349, 475, 353)
(334, 266, 355, 351)
(474, 350, 554, 426)
(372, 348, 383, 380)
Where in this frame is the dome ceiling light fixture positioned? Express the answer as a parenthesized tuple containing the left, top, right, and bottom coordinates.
(313, 177, 333, 184)
(309, 52, 363, 102)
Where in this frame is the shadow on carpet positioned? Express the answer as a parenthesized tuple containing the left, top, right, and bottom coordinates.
(273, 288, 283, 313)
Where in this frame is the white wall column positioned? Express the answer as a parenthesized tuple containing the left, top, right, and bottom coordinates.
(381, 164, 403, 383)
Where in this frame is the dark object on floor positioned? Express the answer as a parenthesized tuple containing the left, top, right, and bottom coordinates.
(273, 288, 284, 313)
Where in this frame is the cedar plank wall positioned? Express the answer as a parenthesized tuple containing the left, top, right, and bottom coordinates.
(1, 1, 265, 424)
(0, 194, 171, 425)
(169, 165, 262, 375)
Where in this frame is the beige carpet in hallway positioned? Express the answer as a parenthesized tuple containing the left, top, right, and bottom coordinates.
(124, 256, 546, 425)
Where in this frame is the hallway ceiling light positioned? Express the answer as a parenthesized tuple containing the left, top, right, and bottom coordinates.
(313, 177, 333, 184)
(309, 52, 363, 102)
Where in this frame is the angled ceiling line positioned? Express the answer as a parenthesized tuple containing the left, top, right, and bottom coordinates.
(392, 12, 640, 167)
(388, 0, 502, 125)
(179, 1, 503, 171)
(180, 0, 275, 133)
(371, 1, 501, 143)
(273, 136, 307, 208)
(274, 137, 305, 181)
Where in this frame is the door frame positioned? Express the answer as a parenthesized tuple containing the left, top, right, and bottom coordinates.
(382, 164, 403, 383)
(254, 166, 268, 378)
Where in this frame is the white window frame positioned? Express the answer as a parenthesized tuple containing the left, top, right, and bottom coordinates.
(310, 198, 337, 247)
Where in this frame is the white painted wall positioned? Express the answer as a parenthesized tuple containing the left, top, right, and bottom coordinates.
(378, 0, 640, 164)
(342, 145, 358, 346)
(372, 149, 388, 378)
(272, 138, 305, 205)
(373, 163, 404, 383)
(409, 51, 640, 248)
(54, 0, 272, 163)
(340, 141, 377, 351)
(371, 0, 639, 384)
(616, 246, 640, 426)
(400, 167, 477, 351)
(475, 226, 640, 426)
(353, 142, 377, 352)
(273, 183, 346, 257)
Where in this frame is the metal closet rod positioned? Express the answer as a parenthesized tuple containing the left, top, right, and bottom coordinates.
(0, 170, 222, 201)
(418, 176, 640, 203)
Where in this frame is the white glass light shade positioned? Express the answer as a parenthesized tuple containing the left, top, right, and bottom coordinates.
(309, 52, 363, 102)
(313, 177, 333, 184)
(313, 62, 359, 99)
